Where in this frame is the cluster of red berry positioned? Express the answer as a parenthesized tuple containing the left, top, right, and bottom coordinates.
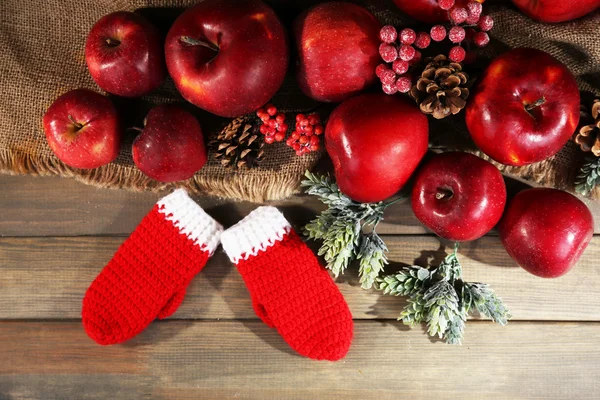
(256, 105, 323, 155)
(376, 0, 493, 95)
(286, 113, 323, 155)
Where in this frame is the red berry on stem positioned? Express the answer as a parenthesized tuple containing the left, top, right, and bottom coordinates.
(396, 76, 412, 93)
(256, 108, 265, 116)
(430, 25, 447, 42)
(265, 135, 275, 144)
(399, 28, 416, 45)
(275, 113, 285, 124)
(410, 50, 422, 66)
(414, 32, 431, 49)
(274, 132, 285, 142)
(438, 0, 455, 11)
(307, 113, 320, 125)
(259, 125, 268, 134)
(291, 131, 300, 140)
(379, 43, 398, 63)
(382, 83, 398, 95)
(478, 15, 494, 31)
(379, 25, 397, 44)
(299, 136, 308, 145)
(296, 114, 305, 122)
(279, 123, 288, 132)
(450, 7, 468, 24)
(260, 114, 270, 123)
(266, 104, 277, 116)
(449, 26, 466, 43)
(268, 119, 276, 128)
(376, 64, 388, 78)
(392, 59, 409, 75)
(466, 13, 480, 24)
(473, 31, 490, 47)
(399, 45, 416, 61)
(304, 125, 314, 135)
(310, 135, 320, 145)
(449, 46, 466, 62)
(314, 125, 324, 135)
(467, 1, 483, 18)
(380, 68, 397, 85)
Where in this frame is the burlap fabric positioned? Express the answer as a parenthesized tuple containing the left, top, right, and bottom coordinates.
(0, 0, 599, 201)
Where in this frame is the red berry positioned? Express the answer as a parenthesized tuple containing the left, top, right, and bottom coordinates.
(478, 15, 494, 31)
(414, 32, 431, 49)
(291, 131, 300, 140)
(430, 25, 446, 42)
(409, 50, 422, 66)
(392, 59, 409, 75)
(399, 28, 416, 45)
(449, 26, 466, 43)
(463, 50, 477, 64)
(379, 68, 397, 85)
(268, 119, 277, 128)
(399, 45, 416, 61)
(268, 127, 276, 135)
(310, 135, 320, 145)
(466, 13, 480, 24)
(304, 125, 314, 135)
(438, 0, 455, 10)
(299, 136, 309, 145)
(464, 28, 476, 41)
(382, 83, 398, 95)
(279, 123, 288, 132)
(256, 108, 265, 117)
(314, 125, 324, 135)
(307, 113, 320, 125)
(264, 135, 275, 144)
(379, 43, 398, 63)
(286, 138, 294, 146)
(379, 25, 397, 44)
(275, 113, 285, 124)
(449, 46, 466, 62)
(259, 125, 268, 135)
(309, 144, 320, 152)
(296, 114, 305, 122)
(266, 104, 277, 116)
(467, 1, 483, 18)
(376, 63, 388, 78)
(260, 114, 270, 123)
(450, 7, 468, 24)
(292, 143, 301, 151)
(274, 132, 285, 142)
(473, 31, 490, 47)
(395, 76, 412, 93)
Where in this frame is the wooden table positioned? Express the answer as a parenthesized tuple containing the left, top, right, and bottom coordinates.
(1, 174, 599, 399)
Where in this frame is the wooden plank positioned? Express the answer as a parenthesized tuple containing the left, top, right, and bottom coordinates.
(2, 235, 599, 321)
(0, 320, 598, 400)
(0, 174, 423, 236)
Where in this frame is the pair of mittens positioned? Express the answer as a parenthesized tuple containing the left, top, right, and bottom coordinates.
(82, 190, 353, 361)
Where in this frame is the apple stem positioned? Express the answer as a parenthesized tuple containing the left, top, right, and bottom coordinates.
(68, 115, 85, 131)
(105, 37, 121, 48)
(127, 127, 144, 134)
(435, 188, 454, 200)
(525, 97, 546, 111)
(179, 36, 219, 52)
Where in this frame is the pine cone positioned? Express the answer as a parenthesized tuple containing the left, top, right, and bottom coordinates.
(211, 116, 265, 169)
(575, 99, 600, 156)
(410, 55, 470, 119)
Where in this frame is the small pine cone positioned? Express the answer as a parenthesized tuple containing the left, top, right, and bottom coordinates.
(575, 99, 600, 156)
(210, 116, 265, 169)
(409, 54, 470, 119)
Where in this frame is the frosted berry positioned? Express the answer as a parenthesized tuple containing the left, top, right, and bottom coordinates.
(449, 26, 466, 43)
(380, 68, 397, 85)
(399, 28, 416, 45)
(396, 76, 412, 93)
(379, 25, 397, 44)
(382, 83, 398, 95)
(376, 64, 388, 78)
(467, 1, 483, 18)
(430, 25, 447, 42)
(437, 0, 455, 10)
(379, 43, 398, 63)
(473, 31, 490, 47)
(410, 50, 422, 66)
(392, 59, 409, 75)
(266, 104, 277, 116)
(463, 50, 477, 65)
(466, 13, 480, 24)
(414, 32, 431, 49)
(449, 46, 466, 62)
(450, 7, 468, 24)
(398, 45, 416, 61)
(478, 15, 494, 31)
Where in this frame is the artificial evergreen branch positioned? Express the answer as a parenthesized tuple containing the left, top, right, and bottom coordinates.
(376, 245, 511, 344)
(575, 155, 600, 196)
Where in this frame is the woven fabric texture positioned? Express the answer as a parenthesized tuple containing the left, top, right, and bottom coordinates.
(221, 206, 354, 361)
(0, 1, 599, 200)
(82, 189, 223, 345)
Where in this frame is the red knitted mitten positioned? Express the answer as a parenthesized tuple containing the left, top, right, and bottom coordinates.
(221, 207, 353, 361)
(82, 189, 222, 345)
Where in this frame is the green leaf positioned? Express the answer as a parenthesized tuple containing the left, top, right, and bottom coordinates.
(464, 282, 511, 326)
(575, 156, 600, 196)
(357, 231, 388, 289)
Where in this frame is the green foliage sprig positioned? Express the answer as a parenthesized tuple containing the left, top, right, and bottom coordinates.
(575, 155, 600, 196)
(302, 171, 398, 289)
(377, 244, 511, 345)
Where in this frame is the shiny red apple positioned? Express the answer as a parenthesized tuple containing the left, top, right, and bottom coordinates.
(392, 0, 483, 23)
(511, 0, 599, 23)
(165, 0, 288, 117)
(499, 188, 594, 278)
(326, 93, 429, 203)
(294, 2, 381, 103)
(412, 152, 506, 241)
(43, 89, 121, 169)
(85, 11, 166, 97)
(132, 105, 207, 182)
(466, 48, 580, 166)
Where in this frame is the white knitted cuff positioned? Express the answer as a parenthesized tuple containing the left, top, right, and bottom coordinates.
(221, 206, 291, 263)
(157, 189, 223, 255)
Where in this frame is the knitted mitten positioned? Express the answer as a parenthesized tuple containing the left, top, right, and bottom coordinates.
(221, 207, 353, 361)
(82, 189, 222, 345)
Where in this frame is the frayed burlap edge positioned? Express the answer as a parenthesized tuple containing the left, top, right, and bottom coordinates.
(0, 147, 314, 202)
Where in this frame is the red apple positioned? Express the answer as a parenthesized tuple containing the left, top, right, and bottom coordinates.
(43, 89, 121, 169)
(466, 48, 580, 166)
(85, 11, 166, 97)
(294, 2, 381, 103)
(165, 0, 288, 117)
(326, 93, 428, 203)
(511, 0, 599, 23)
(499, 188, 594, 278)
(411, 152, 506, 241)
(392, 0, 483, 23)
(132, 105, 207, 182)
